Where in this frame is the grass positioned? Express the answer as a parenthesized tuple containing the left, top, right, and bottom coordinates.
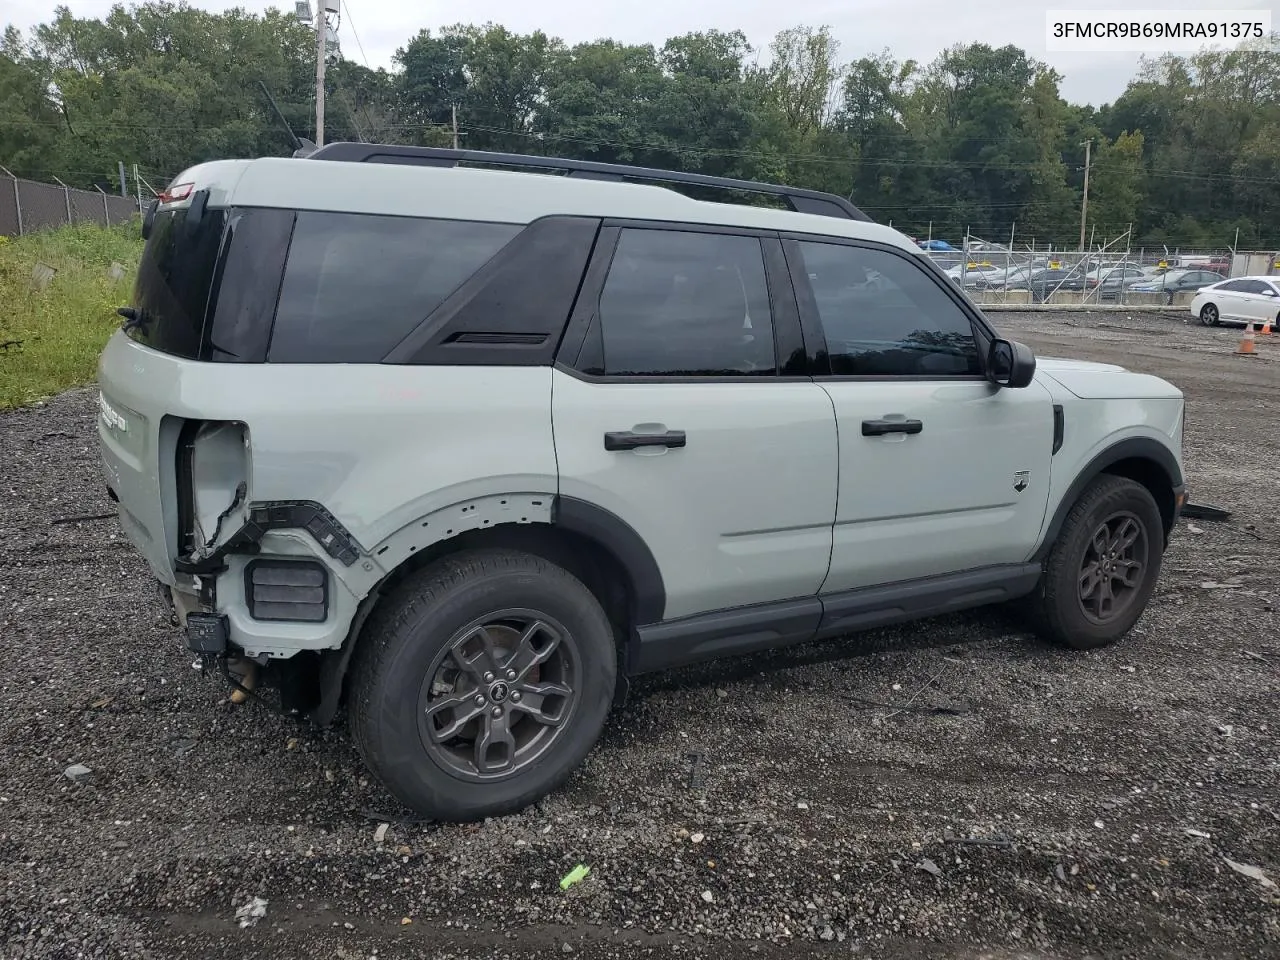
(0, 223, 143, 410)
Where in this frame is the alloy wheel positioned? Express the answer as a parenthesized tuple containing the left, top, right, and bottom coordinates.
(418, 611, 579, 781)
(1077, 512, 1149, 625)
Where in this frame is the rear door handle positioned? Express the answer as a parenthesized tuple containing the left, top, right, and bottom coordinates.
(604, 430, 687, 451)
(862, 418, 923, 437)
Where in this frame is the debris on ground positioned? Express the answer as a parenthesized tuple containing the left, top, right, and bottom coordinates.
(234, 896, 268, 928)
(1223, 857, 1277, 891)
(373, 822, 389, 844)
(1184, 828, 1212, 839)
(917, 858, 942, 878)
(1181, 502, 1233, 522)
(700, 890, 714, 903)
(62, 764, 92, 783)
(559, 864, 589, 890)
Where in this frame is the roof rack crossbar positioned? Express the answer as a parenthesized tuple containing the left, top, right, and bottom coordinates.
(304, 142, 873, 223)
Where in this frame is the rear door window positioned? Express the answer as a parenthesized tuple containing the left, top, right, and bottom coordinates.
(591, 228, 777, 377)
(267, 213, 521, 363)
(128, 206, 228, 359)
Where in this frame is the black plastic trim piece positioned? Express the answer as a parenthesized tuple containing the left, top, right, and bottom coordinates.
(174, 500, 364, 576)
(628, 563, 1043, 675)
(815, 564, 1041, 639)
(631, 598, 823, 674)
(551, 496, 666, 626)
(1031, 437, 1184, 562)
(384, 215, 600, 367)
(761, 237, 809, 376)
(604, 430, 686, 451)
(244, 558, 330, 622)
(553, 226, 620, 367)
(306, 142, 873, 222)
(1052, 404, 1065, 455)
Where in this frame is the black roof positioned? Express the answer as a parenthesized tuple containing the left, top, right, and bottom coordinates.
(305, 142, 872, 223)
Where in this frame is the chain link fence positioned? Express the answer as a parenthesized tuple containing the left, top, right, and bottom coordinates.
(1, 172, 138, 237)
(917, 230, 1277, 307)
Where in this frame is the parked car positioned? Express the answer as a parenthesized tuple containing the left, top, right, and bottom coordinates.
(1190, 276, 1280, 327)
(1089, 267, 1146, 294)
(1013, 267, 1090, 300)
(944, 262, 1004, 288)
(1085, 261, 1144, 283)
(1129, 269, 1224, 295)
(97, 144, 1188, 822)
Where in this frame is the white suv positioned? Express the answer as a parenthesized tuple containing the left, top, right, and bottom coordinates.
(97, 144, 1188, 821)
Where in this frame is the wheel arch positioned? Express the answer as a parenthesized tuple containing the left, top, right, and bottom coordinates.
(310, 495, 665, 724)
(1032, 437, 1184, 564)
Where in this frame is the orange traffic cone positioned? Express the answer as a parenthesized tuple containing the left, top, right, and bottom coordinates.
(1262, 315, 1274, 336)
(1237, 321, 1257, 355)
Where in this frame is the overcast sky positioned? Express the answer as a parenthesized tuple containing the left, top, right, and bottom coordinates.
(5, 0, 1273, 105)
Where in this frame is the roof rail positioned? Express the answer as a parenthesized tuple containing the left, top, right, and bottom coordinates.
(305, 142, 873, 223)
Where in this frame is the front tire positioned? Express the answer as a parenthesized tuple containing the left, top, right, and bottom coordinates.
(1199, 303, 1219, 326)
(1030, 476, 1164, 651)
(349, 549, 617, 821)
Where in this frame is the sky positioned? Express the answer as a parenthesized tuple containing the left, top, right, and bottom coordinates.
(5, 0, 1274, 105)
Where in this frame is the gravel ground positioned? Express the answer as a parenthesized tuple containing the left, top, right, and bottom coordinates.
(2, 310, 1278, 960)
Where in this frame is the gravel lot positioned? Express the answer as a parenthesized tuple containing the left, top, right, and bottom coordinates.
(2, 310, 1278, 960)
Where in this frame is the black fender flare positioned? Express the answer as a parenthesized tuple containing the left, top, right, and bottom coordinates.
(551, 495, 666, 626)
(1032, 437, 1184, 563)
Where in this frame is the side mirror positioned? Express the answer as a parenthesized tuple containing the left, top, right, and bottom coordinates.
(988, 338, 1036, 388)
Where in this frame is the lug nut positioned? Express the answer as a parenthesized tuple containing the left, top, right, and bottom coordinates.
(483, 672, 495, 683)
(511, 691, 522, 702)
(491, 706, 503, 718)
(505, 669, 516, 681)
(474, 695, 485, 706)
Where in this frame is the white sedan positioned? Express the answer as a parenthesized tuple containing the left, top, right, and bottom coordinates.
(1189, 276, 1280, 327)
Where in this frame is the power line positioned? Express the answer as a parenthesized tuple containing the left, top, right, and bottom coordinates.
(340, 0, 372, 70)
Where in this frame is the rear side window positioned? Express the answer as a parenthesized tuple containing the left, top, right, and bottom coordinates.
(268, 213, 521, 362)
(591, 228, 777, 377)
(128, 206, 228, 359)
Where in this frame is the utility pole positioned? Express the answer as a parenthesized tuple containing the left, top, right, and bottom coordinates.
(451, 105, 459, 150)
(314, 0, 327, 147)
(1078, 138, 1093, 253)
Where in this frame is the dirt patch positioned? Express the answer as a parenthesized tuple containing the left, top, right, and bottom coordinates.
(1, 310, 1277, 959)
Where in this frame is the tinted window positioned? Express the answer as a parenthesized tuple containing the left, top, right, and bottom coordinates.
(205, 208, 296, 362)
(595, 229, 776, 377)
(1242, 280, 1270, 294)
(128, 205, 228, 359)
(269, 213, 521, 362)
(795, 241, 981, 377)
(1219, 279, 1249, 292)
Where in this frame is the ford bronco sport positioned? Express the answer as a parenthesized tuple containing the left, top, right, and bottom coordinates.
(97, 144, 1187, 821)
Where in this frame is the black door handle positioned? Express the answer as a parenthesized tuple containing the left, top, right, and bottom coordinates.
(604, 430, 686, 451)
(862, 418, 923, 437)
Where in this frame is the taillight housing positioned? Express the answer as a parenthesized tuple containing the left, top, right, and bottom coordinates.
(158, 182, 194, 204)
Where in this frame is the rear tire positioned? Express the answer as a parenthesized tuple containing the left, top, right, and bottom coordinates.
(1028, 476, 1164, 651)
(349, 549, 617, 821)
(1199, 303, 1219, 326)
